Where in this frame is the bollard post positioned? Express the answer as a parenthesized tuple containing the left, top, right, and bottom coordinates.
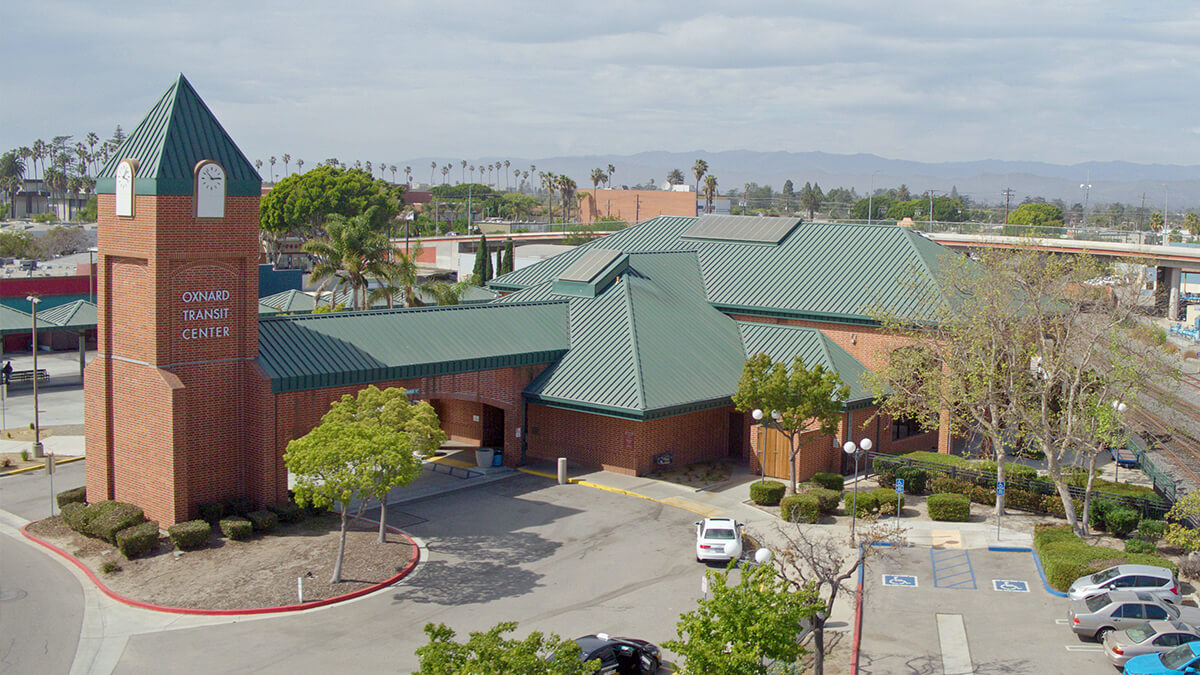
(557, 457, 567, 485)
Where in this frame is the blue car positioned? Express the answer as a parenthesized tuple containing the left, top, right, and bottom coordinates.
(1124, 640, 1200, 674)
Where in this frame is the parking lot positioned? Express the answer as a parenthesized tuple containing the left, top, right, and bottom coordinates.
(861, 545, 1112, 674)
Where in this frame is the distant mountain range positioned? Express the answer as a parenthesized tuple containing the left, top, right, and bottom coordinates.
(405, 150, 1200, 209)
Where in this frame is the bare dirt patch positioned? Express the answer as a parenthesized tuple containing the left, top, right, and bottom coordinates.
(26, 513, 415, 610)
(646, 460, 734, 489)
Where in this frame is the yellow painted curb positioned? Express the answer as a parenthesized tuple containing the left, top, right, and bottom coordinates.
(517, 468, 726, 518)
(517, 468, 559, 480)
(0, 454, 85, 477)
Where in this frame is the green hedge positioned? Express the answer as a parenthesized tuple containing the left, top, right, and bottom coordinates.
(225, 497, 255, 517)
(266, 501, 305, 523)
(1124, 538, 1157, 555)
(750, 480, 786, 506)
(56, 486, 87, 508)
(246, 510, 279, 532)
(894, 466, 929, 495)
(806, 487, 843, 515)
(871, 488, 905, 515)
(974, 460, 1038, 483)
(115, 521, 160, 559)
(843, 491, 879, 517)
(1034, 524, 1178, 591)
(86, 501, 146, 544)
(1138, 520, 1167, 542)
(898, 451, 972, 468)
(781, 494, 821, 524)
(61, 502, 91, 533)
(927, 493, 971, 522)
(167, 520, 211, 550)
(198, 502, 226, 525)
(219, 516, 253, 541)
(811, 472, 845, 492)
(1106, 507, 1141, 538)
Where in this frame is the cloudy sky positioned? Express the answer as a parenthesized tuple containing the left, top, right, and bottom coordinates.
(5, 1, 1199, 170)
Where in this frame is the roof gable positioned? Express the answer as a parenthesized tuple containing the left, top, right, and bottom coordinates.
(737, 322, 876, 408)
(96, 74, 261, 197)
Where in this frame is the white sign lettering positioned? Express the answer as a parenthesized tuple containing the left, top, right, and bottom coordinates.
(180, 289, 233, 341)
(181, 290, 231, 303)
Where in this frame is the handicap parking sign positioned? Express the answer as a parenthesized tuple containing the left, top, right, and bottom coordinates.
(997, 481, 1005, 496)
(895, 478, 905, 494)
(883, 574, 918, 587)
(992, 579, 1028, 592)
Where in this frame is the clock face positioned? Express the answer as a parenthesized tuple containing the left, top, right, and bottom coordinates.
(195, 161, 226, 218)
(199, 164, 224, 191)
(115, 161, 134, 217)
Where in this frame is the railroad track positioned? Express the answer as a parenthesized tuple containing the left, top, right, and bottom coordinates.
(1182, 372, 1200, 392)
(1128, 405, 1200, 488)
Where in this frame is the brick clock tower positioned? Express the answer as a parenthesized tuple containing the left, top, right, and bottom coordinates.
(86, 75, 263, 525)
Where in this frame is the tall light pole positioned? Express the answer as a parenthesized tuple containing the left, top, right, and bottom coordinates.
(927, 189, 944, 230)
(27, 294, 42, 458)
(867, 170, 881, 226)
(1080, 172, 1092, 226)
(842, 438, 872, 538)
(751, 408, 783, 484)
(1112, 400, 1128, 483)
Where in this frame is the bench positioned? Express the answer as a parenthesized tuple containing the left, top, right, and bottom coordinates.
(6, 369, 49, 386)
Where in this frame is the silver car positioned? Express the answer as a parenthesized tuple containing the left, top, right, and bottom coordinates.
(1102, 620, 1200, 667)
(1068, 591, 1200, 641)
(1067, 564, 1180, 605)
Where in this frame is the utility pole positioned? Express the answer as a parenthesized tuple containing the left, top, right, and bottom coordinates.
(1001, 188, 1015, 224)
(1140, 192, 1146, 244)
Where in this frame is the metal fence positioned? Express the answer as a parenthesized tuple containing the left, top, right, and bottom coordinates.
(863, 451, 1172, 519)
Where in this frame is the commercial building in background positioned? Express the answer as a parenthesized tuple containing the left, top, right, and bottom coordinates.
(578, 188, 730, 224)
(87, 75, 950, 526)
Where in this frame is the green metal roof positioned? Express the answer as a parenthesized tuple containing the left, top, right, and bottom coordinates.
(0, 305, 32, 336)
(37, 300, 97, 331)
(736, 322, 876, 409)
(258, 287, 497, 316)
(488, 216, 699, 292)
(257, 301, 570, 393)
(524, 252, 747, 420)
(681, 214, 802, 244)
(259, 289, 316, 315)
(96, 74, 261, 197)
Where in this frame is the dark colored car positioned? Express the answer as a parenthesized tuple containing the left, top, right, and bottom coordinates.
(574, 633, 660, 674)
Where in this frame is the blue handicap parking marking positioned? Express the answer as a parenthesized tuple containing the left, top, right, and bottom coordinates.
(882, 574, 918, 587)
(992, 579, 1029, 592)
(931, 548, 977, 589)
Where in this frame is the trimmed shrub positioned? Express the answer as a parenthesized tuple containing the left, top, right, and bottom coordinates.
(1034, 524, 1178, 591)
(225, 497, 255, 517)
(871, 488, 905, 515)
(894, 466, 929, 495)
(115, 521, 159, 559)
(975, 460, 1038, 483)
(872, 457, 899, 487)
(811, 472, 845, 492)
(1004, 488, 1046, 513)
(246, 510, 279, 532)
(56, 486, 86, 508)
(927, 493, 971, 522)
(100, 561, 122, 574)
(929, 475, 971, 495)
(219, 516, 253, 541)
(1138, 519, 1168, 542)
(86, 501, 146, 544)
(60, 502, 91, 533)
(807, 487, 843, 515)
(750, 480, 787, 506)
(843, 491, 879, 517)
(266, 501, 305, 523)
(1088, 499, 1116, 531)
(1106, 507, 1141, 538)
(781, 494, 821, 524)
(1124, 538, 1157, 555)
(167, 520, 211, 550)
(1042, 495, 1083, 519)
(198, 502, 226, 525)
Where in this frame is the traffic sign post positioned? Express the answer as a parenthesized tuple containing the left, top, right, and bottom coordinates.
(996, 481, 1005, 540)
(895, 479, 904, 523)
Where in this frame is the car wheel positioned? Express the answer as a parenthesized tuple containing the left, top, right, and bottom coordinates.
(1094, 626, 1112, 642)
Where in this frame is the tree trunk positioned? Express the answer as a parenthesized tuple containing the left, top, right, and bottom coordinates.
(994, 447, 1008, 518)
(813, 620, 825, 675)
(378, 497, 388, 543)
(788, 432, 799, 496)
(331, 503, 348, 584)
(1081, 451, 1100, 536)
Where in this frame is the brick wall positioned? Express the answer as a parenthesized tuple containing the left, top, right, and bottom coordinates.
(577, 189, 697, 224)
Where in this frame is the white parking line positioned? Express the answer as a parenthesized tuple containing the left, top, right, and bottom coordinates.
(1064, 645, 1104, 652)
(937, 613, 975, 675)
(1054, 619, 1069, 625)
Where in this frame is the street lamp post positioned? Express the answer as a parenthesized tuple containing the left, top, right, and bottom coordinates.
(27, 294, 42, 458)
(842, 438, 873, 538)
(1112, 400, 1128, 483)
(1080, 176, 1092, 226)
(751, 408, 783, 484)
(867, 170, 881, 226)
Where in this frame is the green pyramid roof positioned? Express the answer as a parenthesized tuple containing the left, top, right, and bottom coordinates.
(96, 74, 261, 197)
(38, 300, 98, 331)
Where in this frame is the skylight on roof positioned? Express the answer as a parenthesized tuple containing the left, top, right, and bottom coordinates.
(557, 249, 624, 283)
(680, 215, 802, 245)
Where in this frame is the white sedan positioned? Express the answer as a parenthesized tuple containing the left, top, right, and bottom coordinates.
(695, 518, 743, 562)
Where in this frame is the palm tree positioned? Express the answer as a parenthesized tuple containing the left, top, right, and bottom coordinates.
(469, 165, 476, 183)
(540, 172, 555, 221)
(441, 165, 450, 184)
(302, 212, 391, 311)
(557, 175, 577, 225)
(390, 165, 397, 183)
(703, 175, 719, 214)
(460, 160, 467, 184)
(296, 158, 305, 174)
(365, 161, 373, 177)
(32, 139, 46, 181)
(607, 163, 616, 187)
(255, 159, 263, 177)
(667, 169, 685, 186)
(281, 153, 291, 176)
(85, 132, 99, 175)
(522, 170, 529, 192)
(421, 279, 475, 306)
(369, 241, 422, 308)
(0, 151, 25, 218)
(513, 168, 520, 191)
(504, 160, 511, 189)
(379, 161, 386, 179)
(404, 166, 412, 185)
(430, 161, 436, 184)
(692, 159, 708, 194)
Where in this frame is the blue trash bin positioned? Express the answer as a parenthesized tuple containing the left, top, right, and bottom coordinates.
(492, 449, 503, 467)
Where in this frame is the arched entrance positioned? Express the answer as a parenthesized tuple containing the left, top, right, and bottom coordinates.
(428, 399, 507, 448)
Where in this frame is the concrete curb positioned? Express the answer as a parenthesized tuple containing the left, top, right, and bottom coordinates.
(986, 545, 1069, 598)
(1, 454, 85, 477)
(21, 516, 420, 615)
(517, 467, 721, 517)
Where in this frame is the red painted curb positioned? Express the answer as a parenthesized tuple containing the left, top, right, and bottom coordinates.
(850, 583, 864, 674)
(21, 518, 420, 616)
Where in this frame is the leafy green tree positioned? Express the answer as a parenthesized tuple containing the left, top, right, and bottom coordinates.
(732, 354, 849, 494)
(1006, 202, 1064, 227)
(1165, 492, 1200, 552)
(781, 180, 795, 211)
(0, 231, 43, 258)
(852, 195, 894, 220)
(285, 385, 438, 581)
(667, 168, 685, 186)
(302, 211, 392, 310)
(416, 621, 598, 675)
(665, 562, 820, 675)
(502, 238, 514, 274)
(370, 242, 422, 308)
(1149, 211, 1165, 232)
(260, 165, 403, 240)
(1184, 212, 1200, 237)
(800, 182, 823, 220)
(0, 151, 25, 215)
(472, 232, 492, 283)
(495, 247, 503, 279)
(40, 225, 89, 257)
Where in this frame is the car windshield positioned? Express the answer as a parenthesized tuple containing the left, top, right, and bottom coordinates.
(1124, 623, 1155, 644)
(1085, 594, 1111, 613)
(1161, 643, 1197, 670)
(704, 528, 736, 540)
(1092, 568, 1121, 584)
